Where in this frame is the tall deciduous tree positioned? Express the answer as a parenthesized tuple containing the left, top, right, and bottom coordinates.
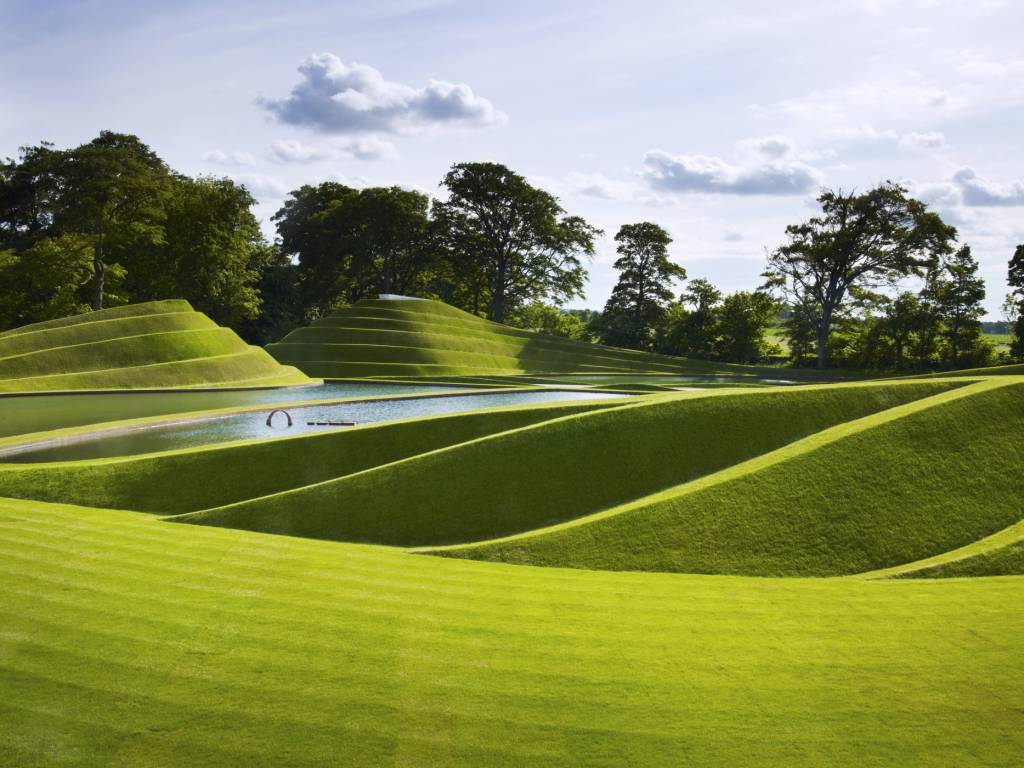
(1010, 244, 1024, 360)
(273, 182, 359, 316)
(764, 182, 956, 369)
(129, 176, 270, 328)
(714, 291, 777, 364)
(435, 162, 598, 323)
(659, 278, 721, 357)
(600, 222, 685, 350)
(924, 245, 986, 368)
(53, 132, 171, 309)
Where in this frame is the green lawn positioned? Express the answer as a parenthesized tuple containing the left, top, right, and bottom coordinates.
(2, 498, 1023, 767)
(2, 298, 1023, 766)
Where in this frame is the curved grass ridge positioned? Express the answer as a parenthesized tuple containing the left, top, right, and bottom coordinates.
(2, 497, 1023, 766)
(436, 378, 1024, 576)
(0, 395, 628, 513)
(176, 381, 957, 546)
(268, 298, 809, 379)
(0, 300, 313, 392)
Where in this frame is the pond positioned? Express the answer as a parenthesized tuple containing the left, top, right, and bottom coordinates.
(2, 389, 628, 463)
(0, 381, 486, 439)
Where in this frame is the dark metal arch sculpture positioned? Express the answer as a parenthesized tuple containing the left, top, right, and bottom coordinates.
(266, 409, 294, 428)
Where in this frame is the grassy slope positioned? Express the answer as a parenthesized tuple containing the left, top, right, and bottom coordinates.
(2, 498, 1023, 767)
(443, 379, 1024, 576)
(179, 381, 956, 546)
(0, 301, 311, 393)
(858, 518, 1024, 579)
(268, 298, 814, 379)
(0, 398, 628, 513)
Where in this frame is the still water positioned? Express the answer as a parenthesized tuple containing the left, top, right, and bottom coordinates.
(4, 389, 627, 463)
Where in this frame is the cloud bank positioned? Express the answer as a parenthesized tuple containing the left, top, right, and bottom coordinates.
(260, 53, 506, 134)
(641, 149, 823, 195)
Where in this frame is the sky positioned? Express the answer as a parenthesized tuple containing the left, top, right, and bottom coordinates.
(2, 0, 1022, 317)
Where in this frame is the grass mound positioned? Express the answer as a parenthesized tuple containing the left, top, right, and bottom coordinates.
(2, 498, 1023, 767)
(0, 300, 312, 392)
(442, 379, 1024, 576)
(177, 381, 956, 546)
(268, 298, 798, 379)
(0, 397, 626, 513)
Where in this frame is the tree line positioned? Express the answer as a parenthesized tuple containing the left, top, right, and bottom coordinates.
(2, 131, 1022, 370)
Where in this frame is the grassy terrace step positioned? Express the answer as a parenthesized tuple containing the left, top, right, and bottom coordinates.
(861, 518, 1024, 579)
(439, 379, 1024, 576)
(0, 299, 193, 337)
(177, 381, 955, 546)
(0, 397, 628, 513)
(269, 298, 790, 379)
(1, 499, 1023, 767)
(0, 301, 313, 392)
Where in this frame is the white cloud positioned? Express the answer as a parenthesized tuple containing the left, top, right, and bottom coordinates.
(229, 174, 290, 198)
(754, 82, 959, 131)
(953, 167, 1024, 206)
(564, 171, 636, 201)
(641, 150, 823, 196)
(267, 137, 399, 163)
(260, 53, 506, 134)
(898, 131, 948, 150)
(202, 149, 256, 166)
(737, 135, 795, 159)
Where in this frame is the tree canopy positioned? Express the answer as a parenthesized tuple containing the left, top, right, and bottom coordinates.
(763, 182, 957, 368)
(434, 162, 599, 323)
(599, 222, 684, 350)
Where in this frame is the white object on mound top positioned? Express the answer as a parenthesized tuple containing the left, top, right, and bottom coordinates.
(378, 294, 427, 301)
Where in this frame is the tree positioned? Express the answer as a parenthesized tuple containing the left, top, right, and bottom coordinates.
(52, 132, 171, 309)
(764, 182, 956, 369)
(883, 292, 927, 370)
(659, 278, 721, 357)
(0, 236, 95, 329)
(273, 182, 359, 317)
(714, 291, 777, 364)
(328, 186, 432, 298)
(509, 302, 592, 341)
(130, 175, 269, 328)
(600, 222, 685, 350)
(1010, 244, 1024, 360)
(923, 245, 986, 368)
(435, 162, 599, 323)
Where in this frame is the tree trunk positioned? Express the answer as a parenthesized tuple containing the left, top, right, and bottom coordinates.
(491, 256, 508, 323)
(91, 237, 105, 311)
(816, 305, 832, 369)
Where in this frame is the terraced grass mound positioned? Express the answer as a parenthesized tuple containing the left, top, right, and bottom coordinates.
(442, 379, 1024, 576)
(268, 297, 793, 379)
(2, 498, 1023, 767)
(178, 381, 956, 546)
(0, 396, 627, 513)
(0, 300, 312, 392)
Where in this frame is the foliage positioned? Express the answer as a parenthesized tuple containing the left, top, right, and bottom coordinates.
(922, 245, 987, 368)
(1009, 244, 1024, 359)
(713, 291, 778, 363)
(764, 182, 957, 368)
(434, 162, 599, 323)
(507, 302, 593, 341)
(599, 222, 683, 350)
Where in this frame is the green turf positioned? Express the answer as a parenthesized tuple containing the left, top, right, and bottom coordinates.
(440, 379, 1024, 576)
(1, 498, 1023, 767)
(177, 381, 956, 546)
(0, 301, 313, 392)
(0, 396, 629, 513)
(268, 298, 819, 380)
